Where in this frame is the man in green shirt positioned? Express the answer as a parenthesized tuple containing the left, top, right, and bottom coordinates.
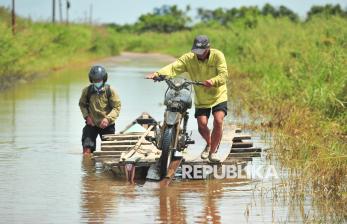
(79, 65, 121, 155)
(146, 35, 228, 162)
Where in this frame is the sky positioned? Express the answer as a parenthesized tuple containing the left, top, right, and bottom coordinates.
(0, 0, 346, 24)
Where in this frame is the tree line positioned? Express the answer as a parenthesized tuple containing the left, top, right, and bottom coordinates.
(108, 4, 347, 33)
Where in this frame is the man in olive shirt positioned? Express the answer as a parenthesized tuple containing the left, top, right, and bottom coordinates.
(79, 65, 121, 155)
(146, 35, 228, 162)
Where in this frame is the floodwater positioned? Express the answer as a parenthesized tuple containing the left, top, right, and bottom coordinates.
(0, 53, 317, 223)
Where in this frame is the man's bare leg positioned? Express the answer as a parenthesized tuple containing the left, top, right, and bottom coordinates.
(197, 115, 211, 147)
(210, 111, 225, 153)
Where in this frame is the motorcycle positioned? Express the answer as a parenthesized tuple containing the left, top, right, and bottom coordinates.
(150, 75, 204, 179)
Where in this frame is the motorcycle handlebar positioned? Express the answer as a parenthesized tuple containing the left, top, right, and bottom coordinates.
(185, 81, 205, 86)
(149, 74, 205, 87)
(152, 75, 166, 82)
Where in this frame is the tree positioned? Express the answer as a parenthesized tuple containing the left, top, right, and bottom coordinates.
(307, 4, 347, 20)
(262, 3, 277, 17)
(196, 4, 300, 28)
(278, 5, 299, 22)
(135, 5, 191, 33)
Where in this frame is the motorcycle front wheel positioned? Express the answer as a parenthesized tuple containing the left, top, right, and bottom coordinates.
(160, 126, 175, 179)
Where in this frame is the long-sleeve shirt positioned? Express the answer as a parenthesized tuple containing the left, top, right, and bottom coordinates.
(156, 48, 228, 108)
(79, 85, 121, 128)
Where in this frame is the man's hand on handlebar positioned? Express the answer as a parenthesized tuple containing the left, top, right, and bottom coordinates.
(145, 73, 157, 79)
(145, 73, 166, 82)
(146, 74, 212, 87)
(203, 80, 213, 88)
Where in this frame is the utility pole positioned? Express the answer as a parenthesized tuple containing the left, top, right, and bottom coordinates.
(52, 0, 56, 23)
(66, 0, 70, 24)
(89, 4, 93, 25)
(11, 0, 16, 34)
(59, 0, 63, 22)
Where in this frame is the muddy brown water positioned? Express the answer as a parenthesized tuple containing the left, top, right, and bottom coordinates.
(0, 53, 316, 223)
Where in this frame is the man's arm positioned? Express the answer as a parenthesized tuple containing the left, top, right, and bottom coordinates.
(79, 87, 95, 126)
(209, 52, 228, 87)
(146, 54, 188, 79)
(79, 88, 89, 119)
(106, 88, 121, 124)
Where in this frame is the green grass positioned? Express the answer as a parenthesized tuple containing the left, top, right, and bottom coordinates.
(0, 11, 122, 89)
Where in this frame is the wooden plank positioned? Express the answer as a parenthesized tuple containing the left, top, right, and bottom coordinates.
(182, 157, 252, 166)
(230, 147, 261, 153)
(102, 131, 154, 140)
(102, 141, 152, 146)
(182, 161, 222, 165)
(160, 158, 183, 187)
(231, 142, 253, 148)
(101, 145, 133, 151)
(228, 152, 261, 158)
(232, 135, 252, 142)
(124, 155, 142, 164)
(222, 159, 250, 165)
(101, 140, 144, 145)
(92, 157, 119, 164)
(93, 151, 124, 156)
(103, 135, 142, 141)
(103, 160, 120, 166)
(102, 132, 143, 141)
(223, 158, 252, 164)
(102, 142, 135, 147)
(93, 155, 121, 159)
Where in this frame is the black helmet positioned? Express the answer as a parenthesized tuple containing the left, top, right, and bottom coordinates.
(88, 65, 108, 83)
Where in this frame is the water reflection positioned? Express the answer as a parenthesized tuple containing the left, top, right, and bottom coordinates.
(157, 186, 188, 224)
(199, 181, 222, 224)
(155, 180, 227, 224)
(80, 157, 118, 223)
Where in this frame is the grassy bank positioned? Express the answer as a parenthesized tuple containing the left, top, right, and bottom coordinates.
(0, 7, 123, 90)
(115, 16, 347, 208)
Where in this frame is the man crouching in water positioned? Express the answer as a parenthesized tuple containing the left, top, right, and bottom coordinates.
(79, 65, 121, 155)
(146, 35, 228, 162)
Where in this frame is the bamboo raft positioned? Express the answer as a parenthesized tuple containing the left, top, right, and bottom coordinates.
(92, 112, 262, 185)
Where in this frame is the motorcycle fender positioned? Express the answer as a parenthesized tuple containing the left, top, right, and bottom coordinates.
(164, 111, 181, 126)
